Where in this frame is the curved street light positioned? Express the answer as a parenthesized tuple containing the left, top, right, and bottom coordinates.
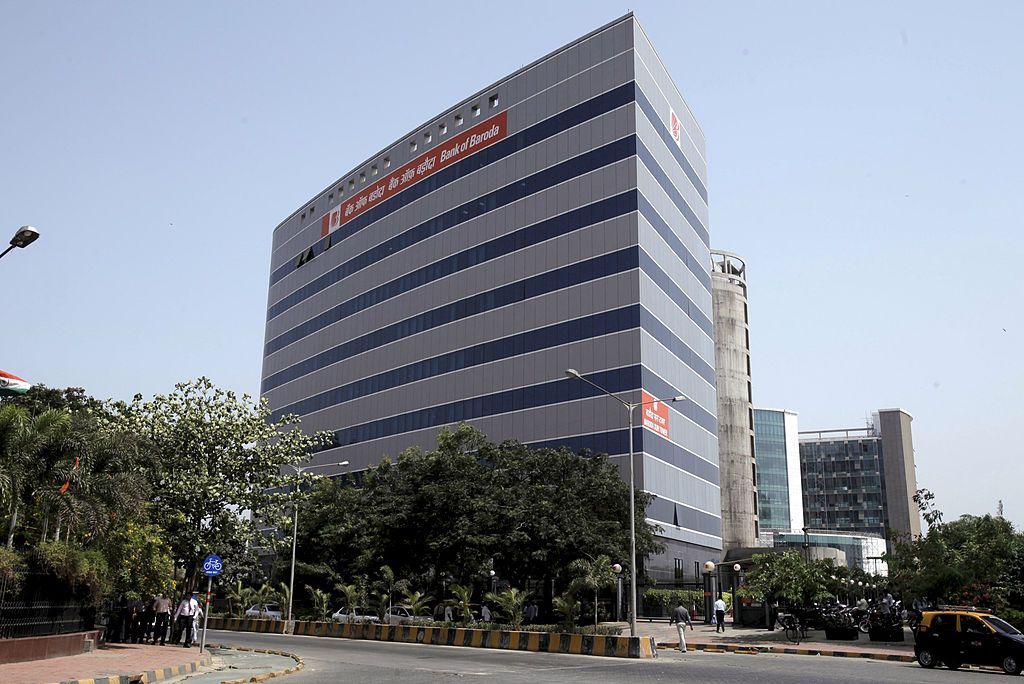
(286, 460, 349, 627)
(0, 225, 40, 262)
(563, 368, 688, 638)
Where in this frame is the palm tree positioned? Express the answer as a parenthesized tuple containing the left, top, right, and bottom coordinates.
(47, 425, 147, 544)
(276, 581, 292, 616)
(252, 584, 277, 617)
(552, 592, 581, 630)
(449, 584, 473, 624)
(224, 580, 245, 617)
(483, 587, 530, 628)
(0, 406, 72, 547)
(399, 588, 434, 619)
(306, 585, 331, 621)
(335, 583, 360, 620)
(377, 565, 409, 617)
(568, 554, 616, 628)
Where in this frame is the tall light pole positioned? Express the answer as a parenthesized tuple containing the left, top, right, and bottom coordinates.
(0, 226, 40, 262)
(564, 368, 688, 638)
(286, 460, 348, 627)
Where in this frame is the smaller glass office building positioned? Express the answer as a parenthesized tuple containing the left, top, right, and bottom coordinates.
(753, 408, 802, 532)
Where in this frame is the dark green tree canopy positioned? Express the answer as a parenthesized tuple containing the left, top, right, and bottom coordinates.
(289, 423, 662, 597)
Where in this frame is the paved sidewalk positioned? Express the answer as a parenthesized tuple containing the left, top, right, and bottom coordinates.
(169, 647, 298, 684)
(0, 643, 210, 684)
(633, 621, 915, 660)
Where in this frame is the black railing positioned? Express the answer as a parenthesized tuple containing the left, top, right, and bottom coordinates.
(0, 571, 92, 639)
(0, 601, 88, 639)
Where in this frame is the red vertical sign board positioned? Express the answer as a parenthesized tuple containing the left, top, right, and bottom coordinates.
(641, 390, 670, 439)
(322, 110, 509, 236)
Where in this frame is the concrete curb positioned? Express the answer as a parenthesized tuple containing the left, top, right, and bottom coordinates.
(657, 641, 916, 663)
(207, 618, 656, 659)
(45, 651, 212, 684)
(205, 644, 304, 684)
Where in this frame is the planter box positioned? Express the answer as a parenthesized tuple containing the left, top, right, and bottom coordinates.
(868, 625, 904, 642)
(824, 626, 860, 641)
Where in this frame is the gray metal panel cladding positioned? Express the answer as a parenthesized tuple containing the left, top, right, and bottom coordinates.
(261, 15, 720, 551)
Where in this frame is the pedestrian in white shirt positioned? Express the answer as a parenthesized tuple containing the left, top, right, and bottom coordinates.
(173, 593, 200, 647)
(714, 595, 727, 632)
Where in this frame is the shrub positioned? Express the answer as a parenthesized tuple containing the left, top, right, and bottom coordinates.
(405, 619, 621, 635)
(0, 547, 25, 595)
(28, 541, 109, 606)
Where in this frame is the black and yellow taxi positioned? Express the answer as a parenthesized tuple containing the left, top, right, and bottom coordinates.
(915, 607, 1024, 674)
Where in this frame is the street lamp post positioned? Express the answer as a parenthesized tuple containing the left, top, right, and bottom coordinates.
(286, 460, 349, 628)
(732, 563, 742, 626)
(564, 369, 688, 638)
(0, 226, 40, 262)
(612, 563, 623, 622)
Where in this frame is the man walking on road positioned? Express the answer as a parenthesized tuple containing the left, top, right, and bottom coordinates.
(153, 593, 172, 645)
(669, 602, 693, 653)
(714, 595, 727, 633)
(173, 592, 200, 647)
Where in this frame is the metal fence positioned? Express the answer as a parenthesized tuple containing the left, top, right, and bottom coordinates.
(0, 570, 91, 639)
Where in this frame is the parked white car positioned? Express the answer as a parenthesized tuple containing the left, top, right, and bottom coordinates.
(386, 606, 434, 626)
(244, 603, 283, 620)
(330, 606, 380, 624)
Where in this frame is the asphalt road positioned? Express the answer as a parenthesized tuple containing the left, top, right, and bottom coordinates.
(204, 629, 1002, 683)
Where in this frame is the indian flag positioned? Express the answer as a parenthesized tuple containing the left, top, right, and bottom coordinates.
(0, 370, 32, 396)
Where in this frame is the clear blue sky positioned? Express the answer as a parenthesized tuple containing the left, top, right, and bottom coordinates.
(2, 1, 1021, 525)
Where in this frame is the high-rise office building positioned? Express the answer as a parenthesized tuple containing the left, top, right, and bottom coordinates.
(711, 251, 757, 548)
(260, 14, 721, 581)
(753, 408, 803, 533)
(799, 409, 921, 544)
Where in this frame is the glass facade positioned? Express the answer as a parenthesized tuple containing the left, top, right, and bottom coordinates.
(753, 409, 790, 531)
(773, 530, 888, 575)
(799, 437, 886, 537)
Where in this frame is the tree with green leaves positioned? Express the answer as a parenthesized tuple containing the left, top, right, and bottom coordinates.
(110, 377, 332, 590)
(399, 587, 434, 617)
(886, 489, 1024, 615)
(552, 592, 581, 629)
(449, 584, 474, 623)
(1, 405, 72, 547)
(305, 585, 331, 621)
(742, 550, 831, 617)
(294, 424, 662, 612)
(484, 587, 530, 628)
(567, 554, 617, 627)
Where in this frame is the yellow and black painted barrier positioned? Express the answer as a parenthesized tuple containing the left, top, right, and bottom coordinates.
(209, 617, 657, 658)
(206, 617, 287, 634)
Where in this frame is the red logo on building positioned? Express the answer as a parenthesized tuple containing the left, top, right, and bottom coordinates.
(321, 110, 509, 237)
(642, 390, 670, 439)
(669, 108, 681, 146)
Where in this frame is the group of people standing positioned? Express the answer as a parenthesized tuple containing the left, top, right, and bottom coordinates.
(106, 592, 205, 647)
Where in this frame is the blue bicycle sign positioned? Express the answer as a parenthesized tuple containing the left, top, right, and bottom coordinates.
(203, 554, 223, 577)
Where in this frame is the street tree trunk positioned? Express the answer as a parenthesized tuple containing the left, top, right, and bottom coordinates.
(6, 500, 19, 548)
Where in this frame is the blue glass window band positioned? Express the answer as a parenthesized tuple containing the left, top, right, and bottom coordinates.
(261, 247, 640, 394)
(262, 156, 630, 352)
(271, 305, 641, 421)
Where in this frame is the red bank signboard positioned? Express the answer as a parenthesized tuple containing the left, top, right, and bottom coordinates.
(641, 390, 670, 439)
(322, 110, 509, 237)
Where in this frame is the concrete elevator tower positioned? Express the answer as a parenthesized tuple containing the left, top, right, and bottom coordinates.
(711, 251, 758, 549)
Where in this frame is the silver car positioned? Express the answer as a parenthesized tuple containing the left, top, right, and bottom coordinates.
(244, 603, 283, 620)
(331, 606, 380, 624)
(386, 606, 434, 626)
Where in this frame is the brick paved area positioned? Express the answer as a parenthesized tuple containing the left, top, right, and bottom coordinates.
(0, 642, 208, 684)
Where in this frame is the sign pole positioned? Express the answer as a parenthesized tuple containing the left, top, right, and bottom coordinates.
(200, 576, 212, 653)
(200, 553, 223, 654)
